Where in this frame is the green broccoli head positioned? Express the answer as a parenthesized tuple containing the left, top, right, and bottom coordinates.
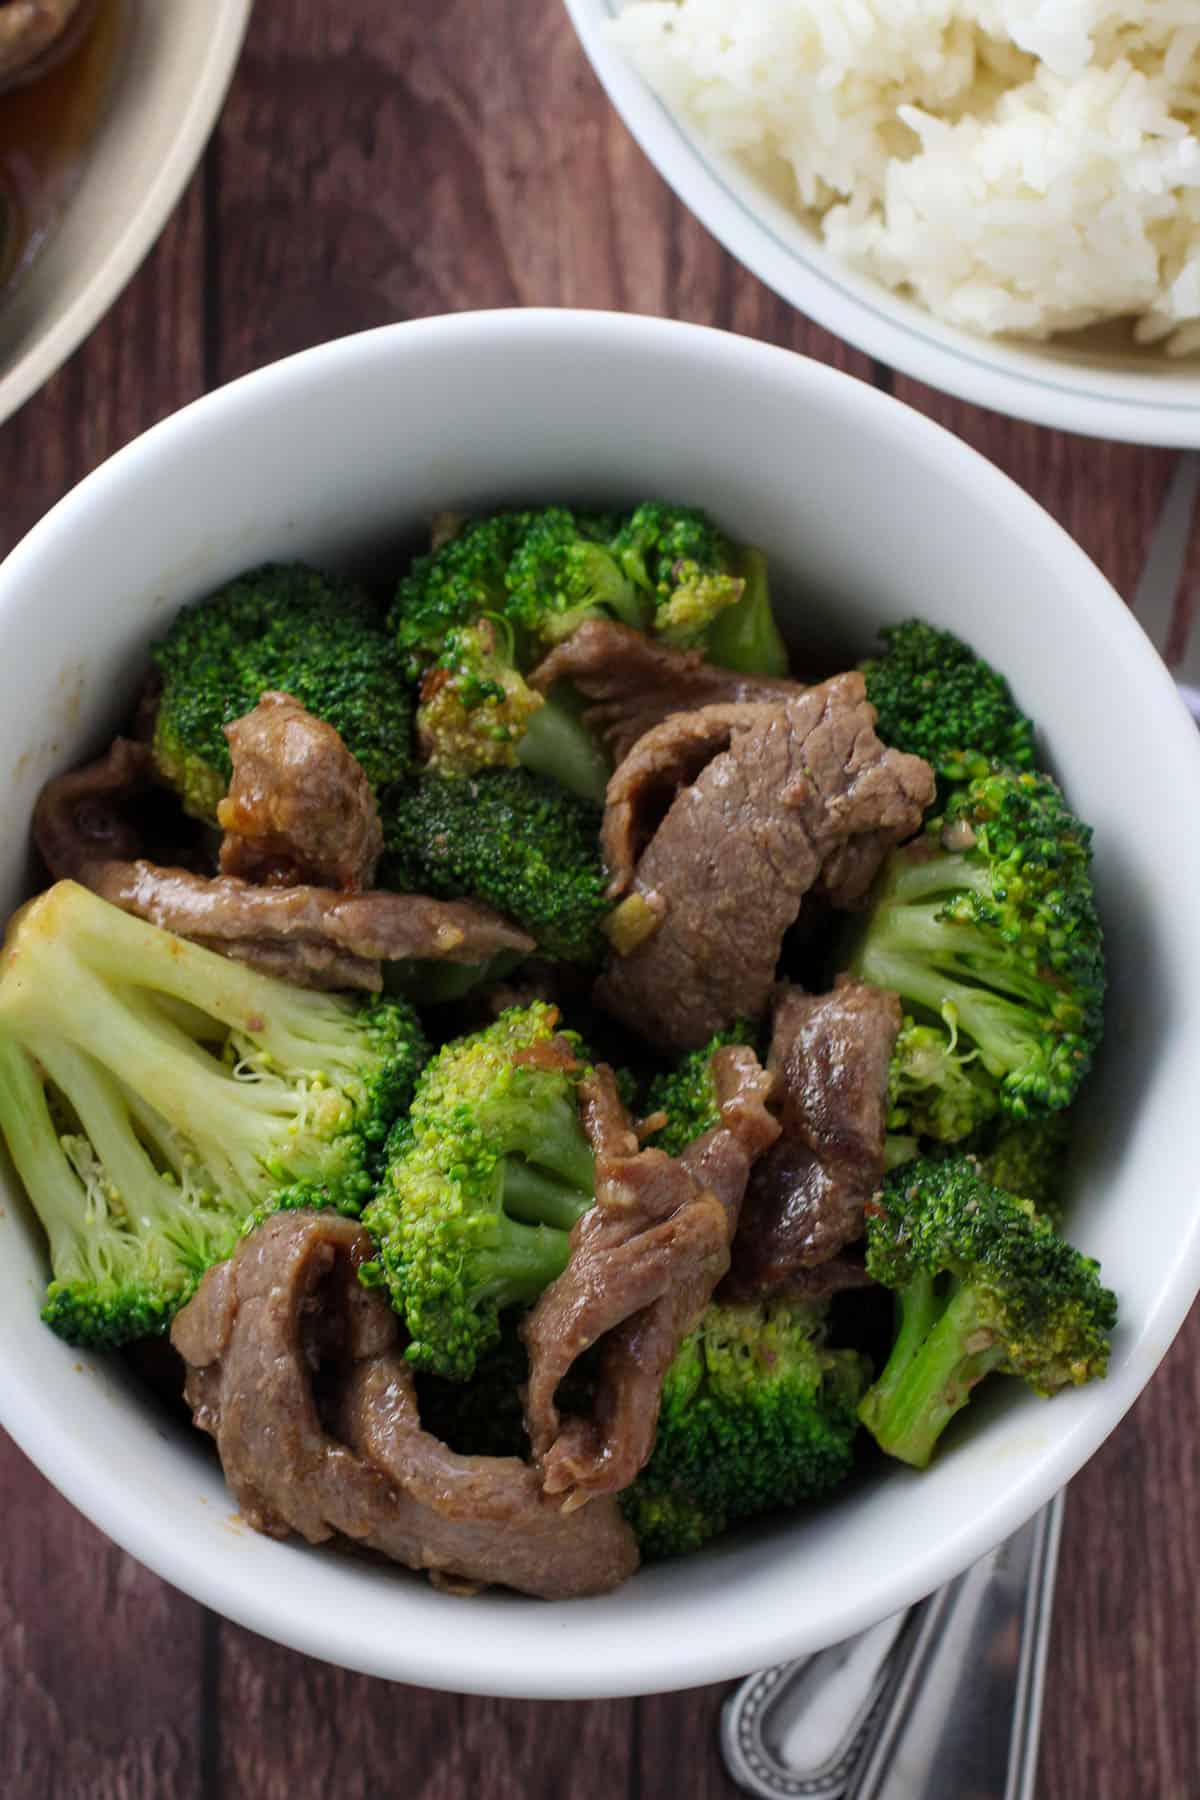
(390, 509, 622, 800)
(415, 618, 546, 780)
(390, 504, 789, 792)
(391, 512, 532, 676)
(380, 767, 611, 966)
(949, 1113, 1073, 1226)
(861, 620, 1036, 790)
(0, 882, 429, 1346)
(150, 563, 413, 821)
(503, 506, 650, 648)
(858, 1156, 1117, 1469)
(621, 1299, 870, 1558)
(611, 505, 788, 675)
(653, 562, 746, 651)
(642, 1019, 759, 1157)
(847, 767, 1105, 1120)
(361, 1003, 595, 1380)
(887, 1015, 999, 1143)
(610, 502, 730, 601)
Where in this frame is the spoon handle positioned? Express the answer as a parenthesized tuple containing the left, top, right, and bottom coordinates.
(720, 1490, 1065, 1800)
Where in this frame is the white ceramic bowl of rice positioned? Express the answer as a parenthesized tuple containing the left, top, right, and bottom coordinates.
(566, 0, 1200, 444)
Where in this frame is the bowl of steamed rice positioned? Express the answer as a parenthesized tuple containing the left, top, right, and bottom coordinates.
(566, 0, 1200, 443)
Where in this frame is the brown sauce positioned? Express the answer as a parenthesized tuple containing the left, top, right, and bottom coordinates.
(0, 0, 125, 292)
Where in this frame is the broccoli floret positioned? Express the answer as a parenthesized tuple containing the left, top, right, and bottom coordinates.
(361, 1003, 595, 1380)
(610, 506, 788, 675)
(862, 620, 1036, 791)
(504, 506, 651, 648)
(380, 768, 610, 966)
(151, 563, 412, 821)
(391, 510, 619, 801)
(415, 619, 546, 779)
(846, 768, 1105, 1120)
(392, 513, 530, 674)
(610, 502, 729, 602)
(858, 1156, 1117, 1469)
(390, 505, 789, 793)
(953, 1113, 1073, 1225)
(0, 882, 428, 1346)
(620, 1299, 870, 1558)
(887, 1014, 999, 1143)
(653, 562, 745, 650)
(642, 1019, 759, 1157)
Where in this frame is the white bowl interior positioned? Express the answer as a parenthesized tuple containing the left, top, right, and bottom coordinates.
(0, 311, 1198, 1697)
(0, 0, 253, 425)
(564, 0, 1200, 447)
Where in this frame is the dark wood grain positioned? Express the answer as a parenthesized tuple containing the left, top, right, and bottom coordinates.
(0, 2, 1197, 1797)
(0, 171, 207, 558)
(0, 1441, 207, 1800)
(216, 1624, 632, 1800)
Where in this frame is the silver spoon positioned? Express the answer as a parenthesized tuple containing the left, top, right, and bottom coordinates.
(721, 1491, 1064, 1800)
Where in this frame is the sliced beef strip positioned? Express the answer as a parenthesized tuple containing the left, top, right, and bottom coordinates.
(218, 692, 383, 892)
(601, 704, 746, 897)
(33, 740, 533, 992)
(172, 1211, 639, 1601)
(595, 675, 934, 1051)
(722, 979, 900, 1300)
(529, 620, 803, 767)
(521, 1051, 779, 1510)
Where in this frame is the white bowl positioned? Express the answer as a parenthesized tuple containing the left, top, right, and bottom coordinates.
(0, 0, 253, 426)
(564, 0, 1200, 448)
(0, 310, 1197, 1697)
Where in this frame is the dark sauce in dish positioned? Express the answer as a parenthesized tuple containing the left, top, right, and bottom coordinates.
(0, 0, 124, 292)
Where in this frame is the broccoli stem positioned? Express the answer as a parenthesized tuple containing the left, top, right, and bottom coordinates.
(855, 934, 1048, 1079)
(501, 1157, 592, 1232)
(1, 938, 300, 1198)
(495, 1093, 595, 1197)
(469, 1215, 575, 1310)
(881, 852, 992, 908)
(0, 1038, 88, 1275)
(32, 1035, 159, 1207)
(517, 688, 611, 804)
(18, 880, 366, 1079)
(704, 547, 789, 677)
(858, 1277, 1004, 1468)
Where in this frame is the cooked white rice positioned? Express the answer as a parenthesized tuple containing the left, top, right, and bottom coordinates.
(610, 2, 1200, 351)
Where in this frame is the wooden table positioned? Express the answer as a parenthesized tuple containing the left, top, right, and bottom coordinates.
(2, 5, 1198, 1795)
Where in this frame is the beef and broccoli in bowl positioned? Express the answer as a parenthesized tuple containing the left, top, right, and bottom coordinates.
(0, 502, 1119, 1602)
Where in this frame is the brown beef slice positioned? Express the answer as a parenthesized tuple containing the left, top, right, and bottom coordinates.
(723, 979, 901, 1298)
(595, 674, 933, 1051)
(172, 1211, 638, 1600)
(530, 618, 803, 768)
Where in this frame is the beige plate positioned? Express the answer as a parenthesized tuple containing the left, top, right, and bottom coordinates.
(0, 0, 253, 427)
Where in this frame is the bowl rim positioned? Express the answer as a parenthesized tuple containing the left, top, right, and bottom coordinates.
(0, 0, 254, 427)
(564, 0, 1200, 449)
(1, 308, 1199, 1696)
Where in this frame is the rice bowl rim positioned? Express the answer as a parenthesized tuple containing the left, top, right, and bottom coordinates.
(567, 0, 1200, 447)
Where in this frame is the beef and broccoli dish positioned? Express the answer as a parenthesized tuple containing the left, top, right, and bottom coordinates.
(0, 502, 1117, 1601)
